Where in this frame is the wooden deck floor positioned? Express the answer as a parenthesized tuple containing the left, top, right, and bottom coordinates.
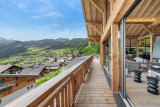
(74, 59, 117, 107)
(126, 72, 160, 107)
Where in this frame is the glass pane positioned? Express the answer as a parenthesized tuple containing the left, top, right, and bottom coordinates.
(139, 38, 150, 60)
(118, 23, 122, 91)
(118, 18, 126, 97)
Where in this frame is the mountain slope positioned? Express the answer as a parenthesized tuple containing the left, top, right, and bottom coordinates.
(0, 37, 16, 46)
(0, 38, 88, 58)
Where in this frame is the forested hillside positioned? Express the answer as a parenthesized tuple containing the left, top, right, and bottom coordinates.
(0, 38, 88, 58)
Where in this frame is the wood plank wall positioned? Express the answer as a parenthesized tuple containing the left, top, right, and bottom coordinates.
(0, 77, 36, 98)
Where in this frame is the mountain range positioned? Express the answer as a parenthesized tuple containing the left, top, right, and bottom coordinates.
(0, 37, 16, 46)
(0, 37, 88, 58)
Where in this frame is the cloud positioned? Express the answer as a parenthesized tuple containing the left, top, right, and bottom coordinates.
(17, 3, 26, 9)
(64, 0, 82, 11)
(47, 27, 87, 39)
(31, 12, 63, 18)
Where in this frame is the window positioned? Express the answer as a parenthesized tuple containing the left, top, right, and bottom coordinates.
(0, 89, 5, 93)
(0, 99, 1, 104)
(0, 79, 4, 85)
(27, 87, 30, 90)
(31, 78, 33, 81)
(16, 78, 18, 80)
(31, 85, 33, 88)
(16, 84, 19, 87)
(7, 86, 11, 90)
(27, 79, 30, 83)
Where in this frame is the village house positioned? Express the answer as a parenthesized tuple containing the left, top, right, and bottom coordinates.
(44, 62, 62, 72)
(66, 56, 89, 68)
(0, 64, 24, 74)
(20, 65, 46, 78)
(20, 62, 62, 78)
(0, 74, 38, 106)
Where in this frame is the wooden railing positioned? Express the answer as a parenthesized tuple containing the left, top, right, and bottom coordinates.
(5, 55, 93, 107)
(0, 80, 16, 90)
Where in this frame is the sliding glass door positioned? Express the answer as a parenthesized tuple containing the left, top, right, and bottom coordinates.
(104, 36, 111, 78)
(118, 18, 126, 98)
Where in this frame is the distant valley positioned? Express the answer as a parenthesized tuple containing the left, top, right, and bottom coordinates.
(0, 37, 88, 58)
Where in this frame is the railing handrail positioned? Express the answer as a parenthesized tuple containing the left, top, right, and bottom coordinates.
(0, 80, 16, 87)
(5, 55, 93, 107)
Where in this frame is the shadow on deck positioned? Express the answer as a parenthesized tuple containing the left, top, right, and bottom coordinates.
(74, 58, 117, 107)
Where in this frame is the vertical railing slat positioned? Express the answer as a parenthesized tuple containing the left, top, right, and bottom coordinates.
(65, 86, 68, 107)
(50, 98, 54, 107)
(56, 94, 60, 107)
(61, 88, 65, 107)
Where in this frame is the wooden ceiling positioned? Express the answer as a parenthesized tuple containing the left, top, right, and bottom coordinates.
(126, 0, 160, 39)
(81, 0, 104, 45)
(81, 0, 160, 45)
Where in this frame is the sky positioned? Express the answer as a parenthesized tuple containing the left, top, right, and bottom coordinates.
(0, 0, 87, 41)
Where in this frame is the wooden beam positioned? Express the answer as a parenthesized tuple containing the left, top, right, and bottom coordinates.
(138, 33, 154, 40)
(85, 21, 102, 25)
(93, 39, 100, 46)
(88, 25, 102, 36)
(142, 24, 152, 34)
(137, 39, 139, 57)
(150, 36, 153, 62)
(111, 23, 119, 93)
(88, 36, 100, 40)
(90, 0, 104, 14)
(114, 0, 135, 23)
(126, 36, 138, 39)
(126, 22, 153, 24)
(88, 39, 94, 42)
(148, 19, 160, 28)
(88, 37, 100, 46)
(103, 0, 107, 32)
(101, 0, 135, 43)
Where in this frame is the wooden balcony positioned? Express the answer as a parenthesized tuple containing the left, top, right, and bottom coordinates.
(74, 59, 116, 107)
(5, 56, 117, 107)
(0, 80, 16, 90)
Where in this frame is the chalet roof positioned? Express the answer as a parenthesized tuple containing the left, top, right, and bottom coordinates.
(44, 62, 61, 67)
(66, 56, 89, 67)
(20, 65, 45, 75)
(0, 74, 39, 77)
(45, 66, 60, 70)
(0, 64, 23, 74)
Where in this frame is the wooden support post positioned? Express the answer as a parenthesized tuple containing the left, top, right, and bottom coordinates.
(150, 35, 153, 62)
(111, 23, 119, 93)
(100, 43, 104, 65)
(137, 39, 139, 57)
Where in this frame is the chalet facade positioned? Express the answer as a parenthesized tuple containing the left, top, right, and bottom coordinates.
(0, 74, 38, 106)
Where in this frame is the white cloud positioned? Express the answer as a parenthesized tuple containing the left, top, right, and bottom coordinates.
(64, 0, 82, 11)
(31, 12, 63, 18)
(47, 27, 87, 39)
(17, 3, 26, 9)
